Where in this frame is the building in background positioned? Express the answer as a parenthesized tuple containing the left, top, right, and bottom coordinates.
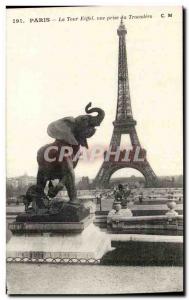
(77, 177, 91, 190)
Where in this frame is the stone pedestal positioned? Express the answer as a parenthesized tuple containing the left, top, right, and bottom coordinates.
(107, 207, 133, 224)
(7, 216, 111, 262)
(166, 201, 179, 218)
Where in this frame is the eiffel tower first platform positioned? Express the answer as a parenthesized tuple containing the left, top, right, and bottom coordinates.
(94, 20, 158, 188)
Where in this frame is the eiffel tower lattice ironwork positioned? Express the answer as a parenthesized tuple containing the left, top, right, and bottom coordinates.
(94, 20, 158, 188)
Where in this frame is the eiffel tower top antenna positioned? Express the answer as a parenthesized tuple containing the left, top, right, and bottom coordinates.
(118, 18, 127, 33)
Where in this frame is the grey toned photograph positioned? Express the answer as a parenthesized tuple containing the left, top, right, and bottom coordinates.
(6, 6, 183, 295)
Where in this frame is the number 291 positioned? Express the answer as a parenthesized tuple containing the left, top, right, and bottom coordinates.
(13, 19, 24, 23)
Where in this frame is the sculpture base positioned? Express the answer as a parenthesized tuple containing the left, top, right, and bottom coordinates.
(7, 222, 111, 262)
(16, 202, 90, 223)
(9, 215, 93, 234)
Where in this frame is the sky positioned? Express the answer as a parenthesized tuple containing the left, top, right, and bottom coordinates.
(6, 6, 183, 179)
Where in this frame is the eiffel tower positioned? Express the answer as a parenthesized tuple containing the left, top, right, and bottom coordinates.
(94, 20, 158, 188)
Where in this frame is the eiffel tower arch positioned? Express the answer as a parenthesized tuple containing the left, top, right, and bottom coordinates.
(95, 160, 158, 188)
(93, 20, 158, 188)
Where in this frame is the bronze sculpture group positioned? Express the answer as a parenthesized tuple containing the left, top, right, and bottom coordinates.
(23, 103, 105, 213)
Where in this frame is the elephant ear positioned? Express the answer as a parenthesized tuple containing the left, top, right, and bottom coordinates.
(47, 117, 78, 145)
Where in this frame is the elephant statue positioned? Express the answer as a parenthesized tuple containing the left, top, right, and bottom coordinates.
(35, 102, 105, 206)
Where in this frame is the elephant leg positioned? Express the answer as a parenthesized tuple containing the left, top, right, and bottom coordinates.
(65, 172, 78, 203)
(64, 159, 78, 203)
(37, 168, 47, 190)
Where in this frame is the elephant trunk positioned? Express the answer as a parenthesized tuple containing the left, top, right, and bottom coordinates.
(85, 102, 105, 126)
